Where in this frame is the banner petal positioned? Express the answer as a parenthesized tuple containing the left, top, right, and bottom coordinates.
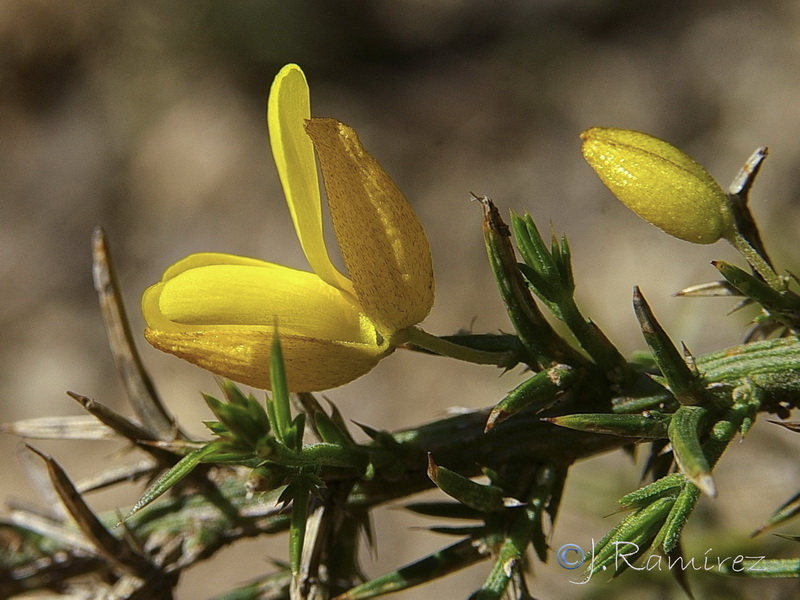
(305, 117, 435, 337)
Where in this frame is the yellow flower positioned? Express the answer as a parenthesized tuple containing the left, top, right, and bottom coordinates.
(142, 64, 434, 392)
(580, 127, 733, 244)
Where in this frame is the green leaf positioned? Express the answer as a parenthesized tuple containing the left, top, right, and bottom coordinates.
(120, 440, 225, 524)
(516, 259, 626, 379)
(668, 405, 716, 497)
(512, 211, 628, 379)
(480, 196, 577, 370)
(219, 379, 251, 408)
(701, 404, 747, 472)
(269, 333, 292, 444)
(752, 490, 800, 536)
(203, 393, 237, 427)
(512, 212, 560, 288)
(245, 463, 292, 495)
(714, 260, 800, 327)
(511, 212, 561, 309)
(336, 539, 484, 600)
(314, 410, 353, 446)
(209, 568, 292, 600)
(321, 396, 356, 444)
(718, 557, 800, 578)
(618, 473, 686, 509)
(289, 482, 311, 575)
(203, 393, 263, 448)
(470, 513, 530, 599)
(404, 501, 487, 521)
(264, 394, 279, 441)
(546, 411, 671, 439)
(554, 232, 575, 293)
(633, 287, 709, 406)
(486, 364, 577, 430)
(427, 455, 509, 513)
(652, 482, 700, 553)
(285, 413, 306, 453)
(731, 379, 763, 437)
(590, 496, 674, 576)
(243, 394, 271, 437)
(526, 463, 562, 562)
(203, 420, 229, 436)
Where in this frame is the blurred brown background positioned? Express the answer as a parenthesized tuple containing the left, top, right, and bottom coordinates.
(1, 1, 799, 598)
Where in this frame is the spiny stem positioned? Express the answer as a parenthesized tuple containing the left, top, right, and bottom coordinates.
(403, 326, 515, 367)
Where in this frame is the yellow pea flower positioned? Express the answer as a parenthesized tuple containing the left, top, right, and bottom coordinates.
(142, 64, 434, 392)
(580, 127, 734, 244)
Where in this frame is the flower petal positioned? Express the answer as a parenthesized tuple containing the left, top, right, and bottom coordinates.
(143, 252, 368, 343)
(268, 64, 354, 295)
(144, 326, 389, 392)
(142, 252, 389, 391)
(305, 117, 435, 337)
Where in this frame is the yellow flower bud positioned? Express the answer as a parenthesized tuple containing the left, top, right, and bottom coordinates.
(580, 127, 733, 244)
